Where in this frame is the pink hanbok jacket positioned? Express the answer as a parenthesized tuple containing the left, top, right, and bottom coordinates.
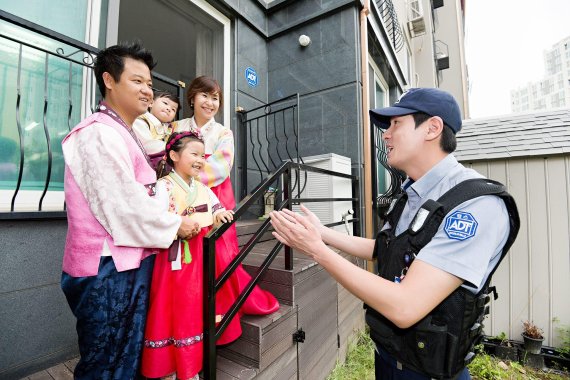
(62, 112, 164, 277)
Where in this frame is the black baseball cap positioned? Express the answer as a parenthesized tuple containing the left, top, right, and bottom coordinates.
(369, 88, 463, 134)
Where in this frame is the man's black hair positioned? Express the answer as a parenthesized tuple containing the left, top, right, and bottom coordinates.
(94, 42, 156, 97)
(412, 112, 457, 153)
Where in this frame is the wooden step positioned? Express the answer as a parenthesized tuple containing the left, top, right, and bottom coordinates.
(235, 219, 265, 237)
(225, 219, 335, 377)
(235, 219, 273, 247)
(218, 305, 297, 372)
(199, 355, 258, 380)
(241, 240, 320, 306)
(218, 240, 323, 375)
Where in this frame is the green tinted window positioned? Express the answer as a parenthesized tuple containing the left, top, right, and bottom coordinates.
(0, 1, 90, 210)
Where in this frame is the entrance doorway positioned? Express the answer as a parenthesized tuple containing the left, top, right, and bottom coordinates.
(116, 0, 229, 122)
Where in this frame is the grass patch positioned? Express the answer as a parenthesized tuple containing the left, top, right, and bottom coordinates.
(327, 328, 374, 380)
(327, 331, 569, 380)
(468, 344, 568, 380)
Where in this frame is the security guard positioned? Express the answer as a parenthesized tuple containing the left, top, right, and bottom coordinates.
(269, 88, 519, 379)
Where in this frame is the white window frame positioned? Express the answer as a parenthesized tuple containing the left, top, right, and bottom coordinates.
(0, 1, 100, 212)
(369, 55, 390, 108)
(368, 55, 391, 195)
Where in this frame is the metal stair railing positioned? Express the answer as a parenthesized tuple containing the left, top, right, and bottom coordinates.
(236, 93, 304, 204)
(202, 161, 360, 380)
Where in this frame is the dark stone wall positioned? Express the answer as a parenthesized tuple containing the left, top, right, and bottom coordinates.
(234, 1, 363, 216)
(233, 15, 270, 205)
(0, 219, 77, 379)
(267, 4, 363, 163)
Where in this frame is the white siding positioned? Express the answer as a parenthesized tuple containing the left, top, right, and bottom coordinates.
(463, 155, 570, 347)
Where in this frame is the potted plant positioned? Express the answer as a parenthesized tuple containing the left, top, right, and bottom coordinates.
(492, 332, 518, 361)
(520, 320, 545, 369)
(522, 320, 544, 354)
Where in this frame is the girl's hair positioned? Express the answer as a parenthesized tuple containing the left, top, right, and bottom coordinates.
(153, 90, 180, 108)
(157, 131, 204, 178)
(186, 76, 223, 111)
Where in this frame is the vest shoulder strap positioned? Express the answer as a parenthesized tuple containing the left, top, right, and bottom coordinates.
(436, 178, 507, 214)
(438, 178, 520, 269)
(407, 178, 516, 252)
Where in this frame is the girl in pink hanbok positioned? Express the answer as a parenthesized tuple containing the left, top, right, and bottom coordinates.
(142, 130, 236, 380)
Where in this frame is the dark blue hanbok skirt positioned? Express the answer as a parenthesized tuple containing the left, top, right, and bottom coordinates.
(61, 256, 154, 380)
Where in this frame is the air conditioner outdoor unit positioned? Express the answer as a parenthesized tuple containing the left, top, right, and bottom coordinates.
(436, 52, 450, 70)
(432, 0, 444, 9)
(291, 153, 353, 235)
(408, 0, 426, 37)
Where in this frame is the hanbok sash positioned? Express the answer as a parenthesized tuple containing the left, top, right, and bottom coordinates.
(166, 172, 213, 227)
(163, 172, 213, 264)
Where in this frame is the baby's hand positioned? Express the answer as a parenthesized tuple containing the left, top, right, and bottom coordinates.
(215, 210, 234, 224)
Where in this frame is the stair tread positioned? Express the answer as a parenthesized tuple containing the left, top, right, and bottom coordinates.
(240, 304, 294, 332)
(235, 220, 266, 236)
(218, 305, 297, 371)
(236, 220, 320, 274)
(200, 355, 258, 379)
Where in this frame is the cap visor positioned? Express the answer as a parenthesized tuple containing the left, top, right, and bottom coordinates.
(369, 106, 419, 129)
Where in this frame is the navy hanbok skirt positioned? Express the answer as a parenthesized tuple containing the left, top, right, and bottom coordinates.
(61, 256, 154, 380)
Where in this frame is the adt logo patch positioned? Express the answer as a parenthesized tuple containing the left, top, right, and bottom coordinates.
(245, 67, 258, 87)
(444, 211, 478, 241)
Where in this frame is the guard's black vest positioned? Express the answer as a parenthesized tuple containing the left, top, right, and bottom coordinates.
(365, 178, 520, 379)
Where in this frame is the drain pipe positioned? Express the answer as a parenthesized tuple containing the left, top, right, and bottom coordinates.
(359, 0, 373, 241)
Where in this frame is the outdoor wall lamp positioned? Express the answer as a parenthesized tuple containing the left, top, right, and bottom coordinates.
(299, 34, 311, 47)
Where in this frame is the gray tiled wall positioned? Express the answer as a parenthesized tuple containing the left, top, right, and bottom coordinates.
(267, 0, 353, 35)
(0, 220, 77, 379)
(268, 6, 362, 163)
(236, 19, 269, 103)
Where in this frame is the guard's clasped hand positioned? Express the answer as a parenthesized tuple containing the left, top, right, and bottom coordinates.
(269, 207, 324, 257)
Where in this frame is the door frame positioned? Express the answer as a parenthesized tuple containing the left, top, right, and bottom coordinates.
(105, 0, 231, 126)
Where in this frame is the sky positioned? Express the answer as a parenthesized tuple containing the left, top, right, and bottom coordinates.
(464, 0, 570, 118)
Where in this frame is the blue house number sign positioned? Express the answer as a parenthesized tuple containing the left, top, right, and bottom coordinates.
(245, 67, 258, 87)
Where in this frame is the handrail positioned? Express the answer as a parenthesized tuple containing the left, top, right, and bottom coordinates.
(202, 161, 360, 380)
(237, 94, 302, 202)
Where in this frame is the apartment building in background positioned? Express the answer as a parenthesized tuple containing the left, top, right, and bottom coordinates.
(511, 35, 570, 112)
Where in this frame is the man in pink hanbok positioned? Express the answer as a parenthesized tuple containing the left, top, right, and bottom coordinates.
(60, 43, 199, 380)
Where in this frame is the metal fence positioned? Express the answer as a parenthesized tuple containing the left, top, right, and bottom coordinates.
(0, 10, 184, 219)
(236, 94, 301, 200)
(370, 120, 404, 231)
